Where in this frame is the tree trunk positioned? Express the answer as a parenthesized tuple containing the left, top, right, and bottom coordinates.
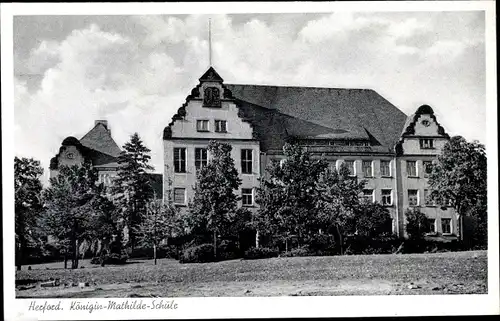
(72, 238, 79, 269)
(255, 230, 260, 249)
(285, 238, 288, 253)
(64, 254, 68, 269)
(154, 243, 157, 265)
(213, 230, 217, 260)
(336, 225, 343, 255)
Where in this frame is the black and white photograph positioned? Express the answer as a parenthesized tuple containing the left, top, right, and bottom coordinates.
(2, 1, 498, 320)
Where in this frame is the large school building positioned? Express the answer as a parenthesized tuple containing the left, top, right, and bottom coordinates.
(162, 67, 456, 239)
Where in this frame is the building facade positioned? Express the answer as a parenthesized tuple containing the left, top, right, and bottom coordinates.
(163, 67, 456, 240)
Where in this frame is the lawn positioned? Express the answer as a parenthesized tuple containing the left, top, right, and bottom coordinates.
(15, 250, 487, 298)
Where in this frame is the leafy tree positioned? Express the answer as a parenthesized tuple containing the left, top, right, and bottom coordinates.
(138, 199, 177, 265)
(112, 133, 155, 251)
(91, 188, 121, 256)
(256, 143, 328, 249)
(42, 161, 99, 269)
(354, 201, 393, 238)
(14, 157, 44, 270)
(189, 141, 241, 258)
(404, 208, 428, 240)
(315, 164, 366, 254)
(427, 136, 487, 244)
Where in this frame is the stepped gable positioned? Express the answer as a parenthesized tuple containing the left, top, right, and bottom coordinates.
(79, 122, 122, 158)
(225, 84, 408, 151)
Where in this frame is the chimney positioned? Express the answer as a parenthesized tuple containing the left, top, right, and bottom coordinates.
(95, 120, 110, 133)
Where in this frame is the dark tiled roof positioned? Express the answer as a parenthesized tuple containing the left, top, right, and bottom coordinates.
(226, 84, 408, 152)
(80, 123, 122, 158)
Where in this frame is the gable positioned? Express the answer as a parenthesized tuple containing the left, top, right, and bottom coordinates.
(163, 67, 255, 141)
(80, 123, 122, 157)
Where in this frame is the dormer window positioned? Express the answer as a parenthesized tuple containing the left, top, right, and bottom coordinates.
(420, 139, 434, 149)
(203, 87, 221, 107)
(66, 153, 75, 160)
(196, 120, 209, 132)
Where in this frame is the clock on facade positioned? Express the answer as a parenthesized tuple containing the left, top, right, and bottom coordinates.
(421, 120, 430, 127)
(66, 153, 75, 159)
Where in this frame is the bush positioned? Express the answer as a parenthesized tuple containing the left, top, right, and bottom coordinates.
(344, 234, 401, 255)
(180, 243, 215, 263)
(243, 247, 278, 260)
(280, 246, 312, 257)
(217, 239, 240, 261)
(305, 234, 339, 256)
(129, 244, 179, 260)
(405, 208, 428, 240)
(91, 249, 128, 265)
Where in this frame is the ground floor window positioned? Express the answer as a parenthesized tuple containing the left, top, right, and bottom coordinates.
(381, 189, 392, 206)
(427, 218, 436, 234)
(441, 218, 452, 234)
(408, 189, 419, 206)
(174, 188, 186, 205)
(242, 188, 253, 206)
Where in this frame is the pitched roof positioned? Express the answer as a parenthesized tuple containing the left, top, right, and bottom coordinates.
(226, 84, 408, 152)
(79, 123, 122, 158)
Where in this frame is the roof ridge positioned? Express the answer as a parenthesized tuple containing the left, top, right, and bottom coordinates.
(226, 83, 375, 91)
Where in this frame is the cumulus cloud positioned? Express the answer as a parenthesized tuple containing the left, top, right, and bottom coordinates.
(14, 12, 486, 183)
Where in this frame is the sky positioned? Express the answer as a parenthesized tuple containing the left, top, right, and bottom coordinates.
(13, 12, 486, 183)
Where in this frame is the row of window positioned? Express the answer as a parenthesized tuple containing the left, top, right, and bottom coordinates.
(173, 187, 254, 206)
(362, 189, 451, 207)
(334, 160, 433, 178)
(196, 119, 227, 133)
(299, 140, 371, 147)
(427, 218, 452, 234)
(174, 148, 253, 174)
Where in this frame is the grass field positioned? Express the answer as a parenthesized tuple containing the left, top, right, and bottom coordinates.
(15, 250, 487, 298)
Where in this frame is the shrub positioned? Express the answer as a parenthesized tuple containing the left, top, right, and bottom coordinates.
(280, 246, 311, 257)
(217, 239, 240, 261)
(405, 208, 428, 240)
(91, 249, 128, 265)
(305, 234, 339, 256)
(180, 243, 215, 263)
(344, 234, 401, 255)
(243, 247, 278, 260)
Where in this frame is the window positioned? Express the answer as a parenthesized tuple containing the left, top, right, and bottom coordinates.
(408, 189, 419, 206)
(173, 188, 186, 205)
(407, 161, 417, 177)
(173, 148, 186, 173)
(420, 139, 434, 149)
(195, 148, 208, 171)
(241, 149, 253, 174)
(423, 161, 433, 178)
(362, 189, 374, 203)
(381, 189, 392, 206)
(362, 161, 373, 177)
(441, 218, 452, 234)
(380, 160, 391, 177)
(196, 120, 209, 132)
(344, 160, 356, 176)
(424, 189, 435, 206)
(329, 160, 337, 172)
(242, 188, 253, 206)
(215, 120, 227, 133)
(279, 159, 287, 168)
(427, 219, 437, 234)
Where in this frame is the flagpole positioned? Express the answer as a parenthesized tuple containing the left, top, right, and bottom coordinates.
(208, 18, 212, 67)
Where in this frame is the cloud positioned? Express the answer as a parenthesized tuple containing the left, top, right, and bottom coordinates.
(14, 12, 486, 183)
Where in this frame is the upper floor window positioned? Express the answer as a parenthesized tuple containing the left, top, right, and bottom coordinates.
(423, 161, 433, 178)
(203, 87, 221, 107)
(196, 120, 209, 132)
(242, 188, 254, 206)
(381, 189, 393, 206)
(344, 160, 356, 176)
(408, 189, 419, 206)
(173, 148, 186, 173)
(215, 120, 227, 133)
(329, 160, 337, 172)
(420, 139, 434, 149)
(380, 160, 391, 177)
(424, 189, 435, 206)
(362, 160, 373, 177)
(407, 161, 417, 177)
(241, 149, 253, 174)
(195, 148, 208, 171)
